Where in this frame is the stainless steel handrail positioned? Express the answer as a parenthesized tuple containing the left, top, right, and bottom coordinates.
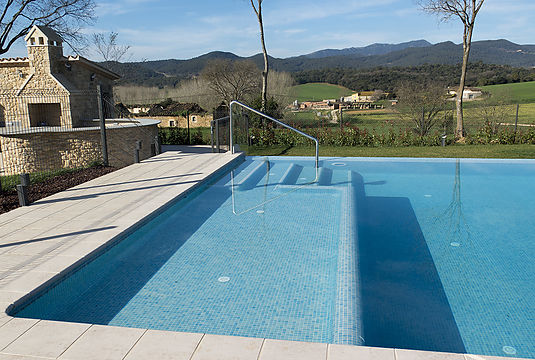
(229, 101, 319, 169)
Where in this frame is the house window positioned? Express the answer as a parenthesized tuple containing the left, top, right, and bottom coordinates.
(39, 37, 44, 45)
(30, 38, 36, 45)
(191, 116, 197, 123)
(169, 120, 175, 127)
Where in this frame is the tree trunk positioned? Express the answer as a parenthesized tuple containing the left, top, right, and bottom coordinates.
(456, 24, 474, 140)
(258, 12, 269, 113)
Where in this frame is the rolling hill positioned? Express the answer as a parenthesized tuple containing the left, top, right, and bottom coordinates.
(108, 39, 535, 86)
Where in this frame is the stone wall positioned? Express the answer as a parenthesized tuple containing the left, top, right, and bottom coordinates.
(0, 123, 158, 176)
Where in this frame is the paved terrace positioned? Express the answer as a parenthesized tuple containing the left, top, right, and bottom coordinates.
(0, 146, 525, 360)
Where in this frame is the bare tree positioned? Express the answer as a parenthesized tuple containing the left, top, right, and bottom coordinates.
(474, 97, 513, 135)
(0, 0, 95, 55)
(250, 0, 269, 112)
(420, 0, 485, 140)
(91, 32, 131, 63)
(201, 59, 261, 106)
(396, 81, 446, 136)
(267, 71, 294, 106)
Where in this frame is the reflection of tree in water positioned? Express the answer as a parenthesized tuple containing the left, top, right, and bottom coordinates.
(435, 159, 471, 244)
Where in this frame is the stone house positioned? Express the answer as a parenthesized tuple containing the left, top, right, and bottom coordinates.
(0, 25, 119, 129)
(448, 87, 484, 101)
(145, 102, 213, 128)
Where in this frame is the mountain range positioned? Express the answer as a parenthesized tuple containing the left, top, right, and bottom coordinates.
(109, 39, 535, 86)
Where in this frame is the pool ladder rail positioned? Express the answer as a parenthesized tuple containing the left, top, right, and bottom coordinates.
(229, 100, 320, 175)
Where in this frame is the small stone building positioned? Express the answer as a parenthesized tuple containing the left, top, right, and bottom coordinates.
(0, 25, 119, 129)
(145, 102, 213, 128)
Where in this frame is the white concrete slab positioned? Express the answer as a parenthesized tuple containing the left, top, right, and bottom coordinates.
(2, 320, 90, 358)
(328, 344, 395, 360)
(124, 330, 203, 360)
(191, 334, 264, 360)
(0, 318, 39, 351)
(0, 354, 54, 360)
(259, 339, 327, 360)
(59, 325, 145, 360)
(396, 349, 465, 360)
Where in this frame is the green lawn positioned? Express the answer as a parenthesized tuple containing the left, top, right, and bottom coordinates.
(483, 81, 535, 104)
(245, 144, 535, 159)
(290, 83, 354, 102)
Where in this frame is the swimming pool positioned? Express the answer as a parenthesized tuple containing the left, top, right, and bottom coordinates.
(12, 156, 535, 358)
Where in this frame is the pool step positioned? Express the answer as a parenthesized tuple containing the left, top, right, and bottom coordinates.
(279, 163, 303, 185)
(234, 160, 271, 190)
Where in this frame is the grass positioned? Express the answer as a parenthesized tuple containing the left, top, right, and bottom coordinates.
(483, 81, 535, 104)
(290, 83, 354, 102)
(244, 144, 535, 159)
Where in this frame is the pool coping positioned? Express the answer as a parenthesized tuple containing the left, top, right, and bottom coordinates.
(0, 150, 531, 360)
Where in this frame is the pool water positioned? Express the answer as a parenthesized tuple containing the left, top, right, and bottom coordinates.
(14, 157, 535, 358)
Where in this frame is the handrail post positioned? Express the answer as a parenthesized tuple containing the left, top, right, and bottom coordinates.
(230, 103, 235, 154)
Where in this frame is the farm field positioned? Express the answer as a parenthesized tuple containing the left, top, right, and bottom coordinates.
(482, 81, 535, 104)
(290, 83, 354, 102)
(284, 81, 535, 135)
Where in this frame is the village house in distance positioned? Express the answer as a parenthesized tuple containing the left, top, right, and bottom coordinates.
(0, 25, 119, 128)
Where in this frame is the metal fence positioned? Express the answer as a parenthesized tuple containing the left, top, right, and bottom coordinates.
(210, 116, 230, 153)
(0, 88, 160, 210)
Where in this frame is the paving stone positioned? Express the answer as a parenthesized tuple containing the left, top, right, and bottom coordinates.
(192, 334, 263, 360)
(2, 320, 90, 358)
(396, 349, 465, 360)
(259, 339, 327, 360)
(328, 344, 395, 360)
(0, 318, 38, 351)
(59, 325, 145, 360)
(124, 330, 203, 360)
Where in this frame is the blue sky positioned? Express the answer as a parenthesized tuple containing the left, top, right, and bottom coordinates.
(6, 0, 535, 61)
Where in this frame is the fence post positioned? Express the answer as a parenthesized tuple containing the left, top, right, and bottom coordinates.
(154, 135, 161, 155)
(134, 140, 142, 163)
(215, 120, 220, 153)
(17, 173, 30, 206)
(514, 104, 519, 143)
(21, 173, 30, 187)
(246, 116, 251, 146)
(210, 120, 215, 152)
(97, 85, 109, 166)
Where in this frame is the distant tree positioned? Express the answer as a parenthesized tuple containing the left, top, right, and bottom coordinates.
(250, 0, 269, 112)
(267, 71, 294, 107)
(201, 59, 261, 106)
(0, 0, 95, 55)
(396, 81, 447, 136)
(474, 98, 513, 136)
(91, 32, 131, 65)
(419, 0, 486, 140)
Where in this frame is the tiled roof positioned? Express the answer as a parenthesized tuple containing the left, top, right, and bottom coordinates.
(147, 102, 207, 116)
(0, 57, 29, 64)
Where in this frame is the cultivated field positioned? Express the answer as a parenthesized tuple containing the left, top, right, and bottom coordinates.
(285, 81, 535, 135)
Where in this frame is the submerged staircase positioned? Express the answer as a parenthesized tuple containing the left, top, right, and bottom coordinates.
(230, 158, 363, 346)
